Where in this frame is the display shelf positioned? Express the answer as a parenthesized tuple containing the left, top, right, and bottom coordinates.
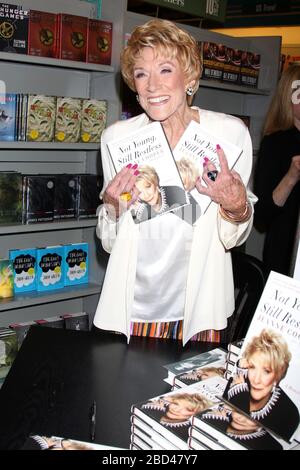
(0, 219, 97, 235)
(0, 142, 100, 150)
(0, 283, 101, 312)
(199, 79, 270, 95)
(0, 51, 114, 72)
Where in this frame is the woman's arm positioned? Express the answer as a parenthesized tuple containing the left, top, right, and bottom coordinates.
(272, 155, 300, 206)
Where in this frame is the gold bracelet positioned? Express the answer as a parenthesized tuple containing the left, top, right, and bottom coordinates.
(219, 201, 252, 224)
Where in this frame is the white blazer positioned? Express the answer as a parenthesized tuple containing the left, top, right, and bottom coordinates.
(94, 108, 257, 345)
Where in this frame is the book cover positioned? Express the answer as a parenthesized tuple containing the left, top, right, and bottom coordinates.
(77, 174, 102, 219)
(28, 10, 57, 58)
(80, 99, 107, 143)
(63, 242, 89, 286)
(107, 121, 189, 224)
(57, 13, 88, 62)
(54, 97, 82, 143)
(192, 402, 287, 450)
(9, 248, 37, 293)
(22, 175, 55, 224)
(0, 258, 14, 298)
(223, 271, 300, 443)
(200, 41, 224, 81)
(0, 93, 17, 141)
(173, 358, 227, 389)
(9, 320, 36, 349)
(53, 174, 78, 220)
(173, 120, 243, 216)
(0, 327, 18, 388)
(62, 312, 89, 331)
(0, 171, 22, 223)
(131, 376, 227, 449)
(222, 47, 241, 85)
(36, 245, 64, 291)
(87, 19, 113, 65)
(163, 347, 227, 385)
(26, 94, 56, 142)
(0, 3, 28, 54)
(239, 51, 261, 88)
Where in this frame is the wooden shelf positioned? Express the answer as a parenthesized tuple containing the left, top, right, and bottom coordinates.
(0, 51, 114, 72)
(0, 219, 97, 235)
(0, 283, 101, 312)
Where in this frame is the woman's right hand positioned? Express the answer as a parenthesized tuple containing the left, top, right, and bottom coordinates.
(102, 164, 140, 220)
(287, 155, 300, 184)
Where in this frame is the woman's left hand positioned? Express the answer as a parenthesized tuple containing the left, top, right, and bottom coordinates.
(195, 145, 247, 214)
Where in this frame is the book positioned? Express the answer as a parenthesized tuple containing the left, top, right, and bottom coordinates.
(26, 94, 56, 142)
(9, 248, 37, 293)
(53, 174, 78, 220)
(0, 3, 28, 54)
(200, 41, 224, 81)
(188, 425, 228, 450)
(227, 338, 244, 356)
(0, 171, 22, 223)
(163, 347, 227, 385)
(239, 51, 261, 88)
(192, 402, 289, 450)
(131, 376, 227, 449)
(63, 242, 89, 286)
(173, 120, 243, 216)
(87, 19, 113, 65)
(54, 97, 82, 143)
(131, 415, 180, 450)
(0, 327, 18, 388)
(223, 271, 300, 444)
(62, 312, 89, 331)
(0, 93, 17, 141)
(77, 174, 102, 219)
(35, 316, 64, 329)
(107, 121, 189, 224)
(22, 174, 55, 224)
(80, 99, 107, 143)
(56, 13, 88, 62)
(28, 10, 57, 58)
(172, 357, 227, 389)
(9, 320, 36, 348)
(36, 245, 64, 291)
(222, 47, 241, 85)
(0, 258, 14, 298)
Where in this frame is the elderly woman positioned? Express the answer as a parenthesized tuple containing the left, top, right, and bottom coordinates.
(94, 18, 256, 344)
(225, 329, 299, 441)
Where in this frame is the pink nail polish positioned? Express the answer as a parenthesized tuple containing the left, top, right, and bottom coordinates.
(216, 144, 221, 150)
(134, 170, 139, 176)
(132, 163, 138, 170)
(204, 157, 209, 162)
(126, 163, 132, 168)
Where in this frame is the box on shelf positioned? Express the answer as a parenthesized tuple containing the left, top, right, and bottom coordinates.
(9, 248, 37, 293)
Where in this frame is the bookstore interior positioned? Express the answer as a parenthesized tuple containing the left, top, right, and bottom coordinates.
(0, 0, 300, 452)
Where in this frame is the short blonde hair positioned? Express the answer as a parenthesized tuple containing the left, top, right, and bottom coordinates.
(160, 393, 212, 423)
(263, 64, 300, 135)
(121, 19, 202, 104)
(136, 165, 160, 187)
(243, 329, 291, 382)
(176, 157, 200, 191)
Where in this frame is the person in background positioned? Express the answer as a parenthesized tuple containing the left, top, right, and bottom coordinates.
(94, 19, 256, 345)
(254, 64, 300, 276)
(224, 328, 299, 442)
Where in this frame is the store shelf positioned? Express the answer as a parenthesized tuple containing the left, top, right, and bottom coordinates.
(199, 79, 270, 95)
(0, 219, 97, 235)
(0, 51, 114, 72)
(0, 283, 101, 312)
(0, 142, 100, 150)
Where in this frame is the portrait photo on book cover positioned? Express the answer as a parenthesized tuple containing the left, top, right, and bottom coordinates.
(223, 328, 300, 443)
(131, 164, 188, 223)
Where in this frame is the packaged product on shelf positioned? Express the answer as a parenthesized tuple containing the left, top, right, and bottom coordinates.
(0, 3, 29, 54)
(53, 174, 79, 220)
(77, 174, 102, 219)
(26, 95, 56, 142)
(0, 259, 14, 298)
(200, 41, 224, 81)
(80, 99, 107, 143)
(9, 248, 37, 293)
(36, 245, 64, 291)
(54, 97, 82, 143)
(87, 19, 113, 65)
(22, 174, 55, 224)
(28, 10, 58, 58)
(239, 51, 261, 88)
(56, 13, 88, 62)
(63, 242, 89, 286)
(0, 93, 17, 141)
(222, 47, 242, 85)
(0, 171, 22, 224)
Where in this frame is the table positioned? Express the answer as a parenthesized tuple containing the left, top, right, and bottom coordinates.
(0, 326, 219, 450)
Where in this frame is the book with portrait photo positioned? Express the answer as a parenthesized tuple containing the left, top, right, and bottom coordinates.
(223, 271, 300, 444)
(131, 376, 227, 449)
(107, 121, 189, 224)
(173, 120, 243, 216)
(163, 347, 227, 385)
(172, 357, 227, 390)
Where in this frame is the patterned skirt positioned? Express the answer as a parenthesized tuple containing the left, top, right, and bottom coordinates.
(130, 319, 231, 343)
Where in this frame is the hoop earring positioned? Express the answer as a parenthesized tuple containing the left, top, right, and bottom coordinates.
(186, 86, 194, 96)
(136, 95, 140, 103)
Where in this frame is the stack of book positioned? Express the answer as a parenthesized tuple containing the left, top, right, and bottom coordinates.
(224, 339, 243, 380)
